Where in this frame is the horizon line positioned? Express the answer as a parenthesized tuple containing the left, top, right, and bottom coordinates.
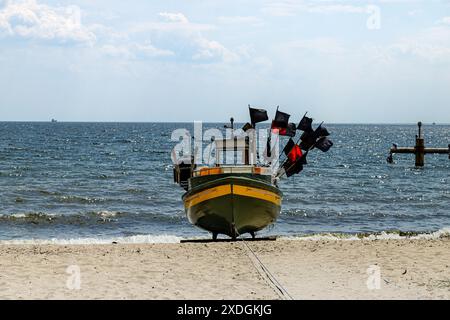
(0, 120, 449, 125)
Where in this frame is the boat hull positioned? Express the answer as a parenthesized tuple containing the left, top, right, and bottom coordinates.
(182, 176, 282, 238)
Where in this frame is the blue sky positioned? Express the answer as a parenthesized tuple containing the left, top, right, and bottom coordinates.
(0, 0, 449, 123)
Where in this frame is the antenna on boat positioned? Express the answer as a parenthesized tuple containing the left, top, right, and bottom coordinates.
(224, 117, 235, 138)
(224, 117, 234, 129)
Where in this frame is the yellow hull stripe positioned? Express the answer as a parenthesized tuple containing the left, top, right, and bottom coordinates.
(233, 185, 282, 206)
(184, 184, 281, 209)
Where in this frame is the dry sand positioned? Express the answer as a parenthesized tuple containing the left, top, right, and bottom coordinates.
(0, 239, 449, 299)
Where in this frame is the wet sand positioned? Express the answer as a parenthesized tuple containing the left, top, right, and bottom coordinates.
(0, 239, 449, 299)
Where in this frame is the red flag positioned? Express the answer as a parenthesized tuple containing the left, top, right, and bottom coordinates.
(271, 122, 296, 137)
(288, 144, 302, 162)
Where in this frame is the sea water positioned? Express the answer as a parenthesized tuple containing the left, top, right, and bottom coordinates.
(0, 122, 448, 243)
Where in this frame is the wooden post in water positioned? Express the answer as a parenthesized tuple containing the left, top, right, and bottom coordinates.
(388, 122, 450, 167)
(415, 121, 425, 167)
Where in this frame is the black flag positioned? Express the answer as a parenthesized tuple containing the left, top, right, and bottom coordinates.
(299, 130, 319, 151)
(274, 122, 296, 137)
(284, 123, 297, 137)
(283, 161, 302, 177)
(274, 108, 290, 125)
(249, 107, 268, 126)
(280, 115, 332, 178)
(299, 124, 329, 150)
(282, 138, 295, 156)
(315, 137, 333, 152)
(271, 108, 291, 134)
(315, 126, 330, 137)
(282, 155, 307, 177)
(297, 115, 313, 132)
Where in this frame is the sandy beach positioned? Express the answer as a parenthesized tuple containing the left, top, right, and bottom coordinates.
(0, 238, 449, 300)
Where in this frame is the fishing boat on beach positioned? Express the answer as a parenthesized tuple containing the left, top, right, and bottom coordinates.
(181, 147, 282, 240)
(173, 106, 333, 240)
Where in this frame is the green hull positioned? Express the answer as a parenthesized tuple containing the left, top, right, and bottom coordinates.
(182, 175, 282, 238)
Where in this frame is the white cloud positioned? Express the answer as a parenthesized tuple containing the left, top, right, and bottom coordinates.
(101, 42, 174, 60)
(379, 0, 423, 2)
(131, 12, 240, 63)
(407, 9, 422, 17)
(391, 27, 450, 61)
(261, 1, 298, 17)
(285, 38, 347, 55)
(192, 37, 239, 63)
(88, 23, 128, 42)
(276, 25, 450, 72)
(217, 16, 263, 27)
(0, 0, 95, 44)
(131, 13, 214, 33)
(0, 2, 181, 61)
(306, 4, 367, 14)
(437, 17, 450, 25)
(360, 26, 450, 64)
(159, 12, 189, 24)
(262, 1, 368, 17)
(133, 42, 174, 57)
(101, 44, 134, 59)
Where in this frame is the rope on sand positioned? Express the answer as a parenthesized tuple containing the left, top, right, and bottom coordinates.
(240, 237, 294, 300)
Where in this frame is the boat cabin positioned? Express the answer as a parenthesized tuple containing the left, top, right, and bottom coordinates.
(173, 135, 272, 190)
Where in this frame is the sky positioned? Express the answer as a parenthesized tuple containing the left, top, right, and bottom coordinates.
(0, 0, 449, 123)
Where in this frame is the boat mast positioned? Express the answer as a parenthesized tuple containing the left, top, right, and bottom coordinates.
(230, 117, 234, 136)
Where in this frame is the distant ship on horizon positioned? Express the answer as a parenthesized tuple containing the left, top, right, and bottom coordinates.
(51, 119, 57, 123)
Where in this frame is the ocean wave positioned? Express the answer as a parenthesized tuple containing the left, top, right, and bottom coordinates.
(56, 195, 109, 204)
(280, 227, 450, 241)
(0, 228, 448, 245)
(0, 211, 121, 223)
(0, 234, 183, 245)
(125, 188, 147, 194)
(0, 212, 58, 221)
(38, 190, 63, 196)
(0, 211, 183, 224)
(113, 138, 135, 144)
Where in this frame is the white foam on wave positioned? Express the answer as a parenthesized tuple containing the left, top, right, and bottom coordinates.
(280, 227, 450, 241)
(280, 234, 360, 241)
(0, 213, 27, 219)
(0, 234, 183, 245)
(97, 211, 119, 218)
(0, 212, 60, 221)
(1, 228, 449, 245)
(409, 227, 450, 240)
(0, 211, 120, 220)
